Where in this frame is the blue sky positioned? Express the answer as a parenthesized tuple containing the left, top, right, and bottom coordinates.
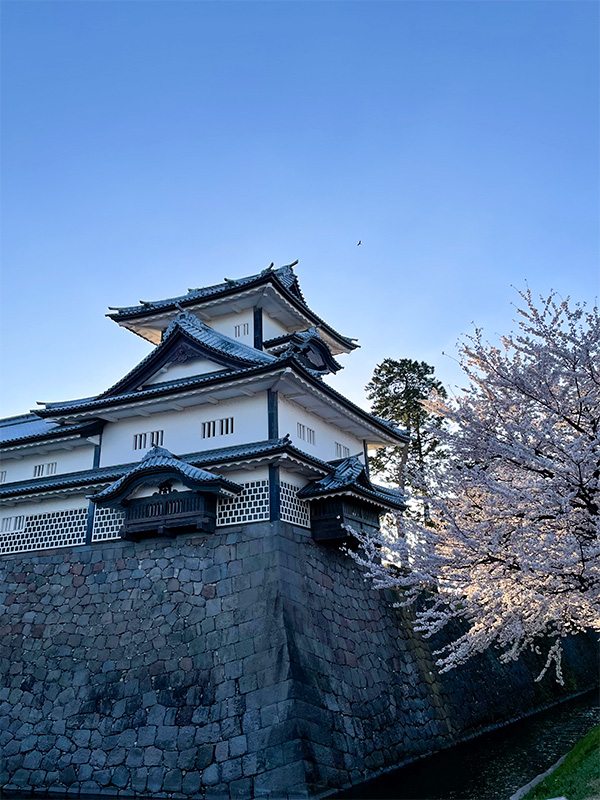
(1, 1, 598, 417)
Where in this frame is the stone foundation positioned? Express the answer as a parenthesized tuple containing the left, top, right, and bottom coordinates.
(1, 521, 598, 798)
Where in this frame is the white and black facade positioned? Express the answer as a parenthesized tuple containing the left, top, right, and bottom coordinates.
(0, 265, 407, 555)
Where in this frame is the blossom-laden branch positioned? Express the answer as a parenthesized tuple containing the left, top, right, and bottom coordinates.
(351, 290, 600, 683)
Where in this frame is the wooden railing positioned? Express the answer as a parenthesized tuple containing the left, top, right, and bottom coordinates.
(121, 491, 216, 541)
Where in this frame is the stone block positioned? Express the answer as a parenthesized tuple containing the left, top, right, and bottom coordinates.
(182, 770, 202, 794)
(203, 762, 220, 785)
(194, 744, 214, 770)
(144, 746, 163, 767)
(163, 768, 182, 791)
(147, 765, 166, 793)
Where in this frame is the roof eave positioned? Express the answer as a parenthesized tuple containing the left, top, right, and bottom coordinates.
(108, 273, 358, 354)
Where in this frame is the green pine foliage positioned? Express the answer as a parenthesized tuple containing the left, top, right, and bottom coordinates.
(366, 358, 446, 521)
(522, 724, 600, 800)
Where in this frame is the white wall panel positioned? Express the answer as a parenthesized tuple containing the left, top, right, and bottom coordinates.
(99, 393, 269, 468)
(278, 397, 363, 463)
(262, 313, 290, 341)
(0, 446, 96, 485)
(209, 311, 254, 348)
(144, 358, 226, 386)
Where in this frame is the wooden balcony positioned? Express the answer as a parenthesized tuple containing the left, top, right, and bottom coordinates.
(310, 498, 381, 542)
(120, 491, 217, 541)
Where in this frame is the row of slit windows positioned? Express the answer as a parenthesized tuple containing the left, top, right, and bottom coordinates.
(33, 462, 57, 477)
(234, 323, 249, 338)
(1, 516, 25, 532)
(0, 463, 57, 483)
(2, 427, 351, 486)
(3, 418, 351, 486)
(131, 418, 235, 450)
(297, 423, 316, 446)
(202, 417, 234, 438)
(133, 430, 164, 450)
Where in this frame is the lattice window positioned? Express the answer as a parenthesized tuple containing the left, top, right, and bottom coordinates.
(0, 471, 6, 484)
(0, 507, 87, 555)
(234, 323, 249, 338)
(91, 507, 125, 541)
(280, 481, 311, 528)
(217, 480, 269, 526)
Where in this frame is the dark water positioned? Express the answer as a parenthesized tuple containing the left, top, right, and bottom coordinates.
(335, 689, 600, 800)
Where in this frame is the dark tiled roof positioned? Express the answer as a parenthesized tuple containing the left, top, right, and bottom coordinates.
(175, 314, 276, 365)
(107, 264, 357, 351)
(298, 455, 406, 510)
(262, 327, 342, 374)
(34, 358, 409, 446)
(0, 414, 100, 448)
(0, 438, 328, 500)
(37, 365, 256, 415)
(109, 266, 301, 317)
(92, 445, 242, 503)
(0, 414, 57, 444)
(99, 311, 276, 398)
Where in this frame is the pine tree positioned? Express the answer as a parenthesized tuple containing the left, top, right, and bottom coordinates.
(366, 358, 447, 520)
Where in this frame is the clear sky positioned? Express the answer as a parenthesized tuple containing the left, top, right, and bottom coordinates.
(1, 1, 598, 418)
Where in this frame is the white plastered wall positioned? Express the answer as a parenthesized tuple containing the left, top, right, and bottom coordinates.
(143, 358, 227, 387)
(99, 393, 269, 468)
(0, 493, 89, 518)
(216, 466, 270, 486)
(209, 310, 254, 348)
(0, 445, 96, 485)
(278, 396, 364, 463)
(262, 313, 291, 341)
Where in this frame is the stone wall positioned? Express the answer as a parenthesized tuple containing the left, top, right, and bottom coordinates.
(275, 523, 598, 796)
(1, 521, 598, 799)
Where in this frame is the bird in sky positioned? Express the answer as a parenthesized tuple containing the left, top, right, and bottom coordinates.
(357, 240, 362, 246)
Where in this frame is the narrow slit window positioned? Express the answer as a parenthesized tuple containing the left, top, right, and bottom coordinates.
(0, 471, 6, 484)
(133, 433, 147, 450)
(335, 443, 350, 459)
(297, 423, 316, 446)
(220, 417, 234, 435)
(234, 323, 249, 338)
(33, 462, 57, 477)
(150, 430, 164, 447)
(203, 417, 234, 439)
(1, 516, 25, 533)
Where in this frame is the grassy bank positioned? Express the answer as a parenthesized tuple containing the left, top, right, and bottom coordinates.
(522, 723, 600, 800)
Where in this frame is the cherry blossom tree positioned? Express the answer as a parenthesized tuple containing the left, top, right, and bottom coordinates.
(351, 290, 600, 682)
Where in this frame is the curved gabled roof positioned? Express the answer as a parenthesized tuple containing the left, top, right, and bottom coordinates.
(298, 455, 406, 511)
(91, 445, 242, 506)
(98, 311, 276, 398)
(107, 264, 358, 353)
(263, 327, 342, 374)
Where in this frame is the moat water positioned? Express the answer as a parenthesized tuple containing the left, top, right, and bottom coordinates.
(335, 689, 599, 800)
(2, 690, 598, 800)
